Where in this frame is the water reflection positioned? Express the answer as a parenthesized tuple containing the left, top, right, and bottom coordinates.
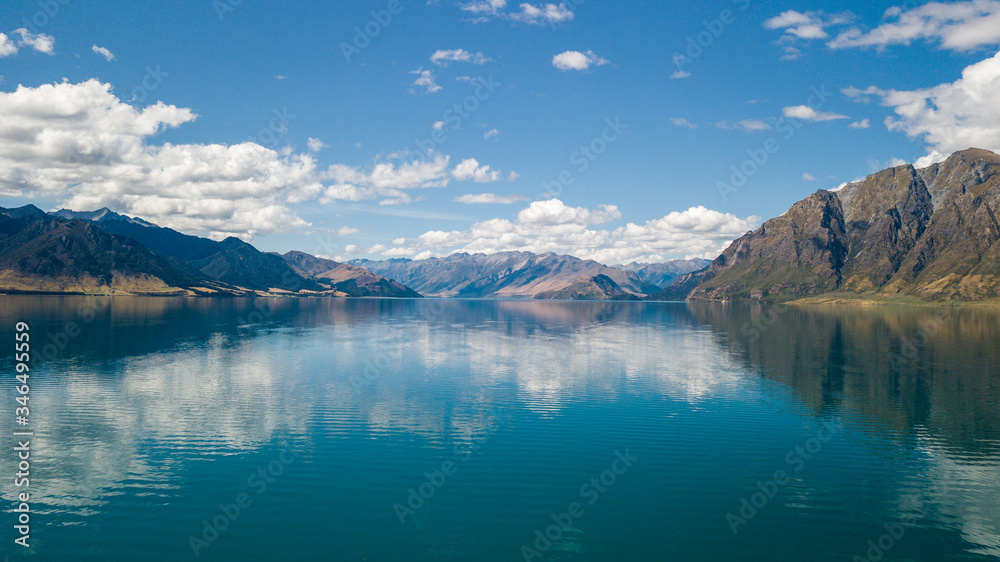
(0, 296, 997, 559)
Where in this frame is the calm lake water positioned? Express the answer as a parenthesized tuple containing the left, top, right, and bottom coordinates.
(1, 296, 998, 561)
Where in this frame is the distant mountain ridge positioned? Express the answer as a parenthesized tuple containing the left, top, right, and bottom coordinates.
(612, 259, 711, 288)
(349, 252, 666, 299)
(657, 148, 1000, 303)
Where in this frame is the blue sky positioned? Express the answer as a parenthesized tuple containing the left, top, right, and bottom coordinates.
(1, 0, 999, 264)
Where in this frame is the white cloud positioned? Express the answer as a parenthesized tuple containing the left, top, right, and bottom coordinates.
(452, 158, 502, 183)
(847, 50, 1000, 167)
(92, 45, 115, 61)
(321, 155, 507, 205)
(462, 1, 575, 25)
(454, 193, 526, 204)
(386, 199, 760, 264)
(764, 11, 854, 41)
(829, 1, 1000, 51)
(274, 75, 289, 80)
(0, 33, 19, 57)
(670, 70, 691, 79)
(671, 117, 698, 129)
(803, 173, 818, 181)
(307, 138, 328, 152)
(849, 119, 871, 129)
(432, 121, 445, 130)
(715, 119, 771, 132)
(0, 80, 318, 240)
(320, 155, 452, 205)
(334, 227, 360, 236)
(409, 68, 442, 94)
(0, 79, 507, 239)
(14, 28, 54, 54)
(782, 105, 849, 121)
(483, 128, 500, 141)
(431, 49, 491, 66)
(552, 50, 609, 71)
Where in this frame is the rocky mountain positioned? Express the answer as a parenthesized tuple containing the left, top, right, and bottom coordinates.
(282, 251, 421, 298)
(534, 274, 642, 301)
(46, 208, 417, 296)
(350, 252, 662, 299)
(0, 205, 421, 297)
(661, 148, 1000, 302)
(613, 259, 711, 288)
(0, 209, 207, 295)
(647, 268, 710, 301)
(53, 208, 315, 292)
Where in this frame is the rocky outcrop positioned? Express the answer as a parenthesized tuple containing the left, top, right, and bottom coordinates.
(665, 148, 1000, 302)
(686, 190, 848, 301)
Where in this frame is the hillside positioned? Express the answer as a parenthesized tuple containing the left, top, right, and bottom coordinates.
(49, 208, 415, 296)
(0, 210, 206, 295)
(659, 148, 1000, 303)
(282, 251, 421, 298)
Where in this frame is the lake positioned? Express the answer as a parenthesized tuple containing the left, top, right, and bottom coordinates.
(1, 296, 998, 561)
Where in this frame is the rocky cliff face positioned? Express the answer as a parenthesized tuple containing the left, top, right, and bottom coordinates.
(673, 148, 1000, 302)
(687, 190, 847, 301)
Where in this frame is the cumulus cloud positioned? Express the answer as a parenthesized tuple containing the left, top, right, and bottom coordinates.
(828, 1, 1000, 51)
(764, 10, 848, 40)
(409, 68, 442, 94)
(764, 10, 854, 41)
(462, 1, 575, 25)
(0, 80, 318, 240)
(452, 158, 502, 183)
(670, 70, 691, 79)
(782, 105, 849, 121)
(320, 155, 449, 205)
(92, 45, 115, 61)
(307, 137, 328, 152)
(803, 173, 818, 181)
(844, 50, 1000, 166)
(431, 49, 491, 66)
(671, 117, 698, 129)
(454, 193, 526, 204)
(320, 155, 508, 205)
(14, 29, 54, 54)
(849, 119, 871, 129)
(0, 33, 18, 57)
(766, 3, 1000, 57)
(552, 50, 609, 71)
(0, 80, 506, 238)
(483, 128, 500, 141)
(385, 198, 760, 264)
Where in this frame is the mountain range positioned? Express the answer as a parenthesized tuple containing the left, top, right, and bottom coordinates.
(5, 147, 997, 303)
(0, 206, 416, 297)
(347, 252, 704, 300)
(657, 148, 1000, 303)
(0, 205, 705, 300)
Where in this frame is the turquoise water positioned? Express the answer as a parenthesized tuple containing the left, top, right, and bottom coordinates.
(1, 297, 998, 561)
